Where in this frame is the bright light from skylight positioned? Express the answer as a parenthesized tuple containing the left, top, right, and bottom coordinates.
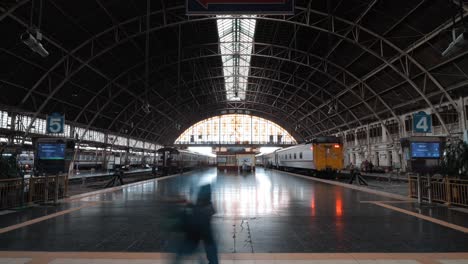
(187, 147, 216, 157)
(259, 147, 281, 155)
(216, 15, 256, 101)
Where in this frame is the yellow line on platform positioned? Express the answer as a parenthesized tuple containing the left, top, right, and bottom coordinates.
(279, 170, 413, 201)
(0, 172, 186, 235)
(64, 172, 184, 202)
(0, 252, 467, 264)
(360, 200, 414, 204)
(372, 201, 468, 233)
(0, 202, 100, 235)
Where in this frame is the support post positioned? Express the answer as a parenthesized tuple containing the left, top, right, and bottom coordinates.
(54, 173, 59, 204)
(417, 173, 422, 204)
(44, 173, 48, 203)
(28, 177, 34, 204)
(427, 174, 432, 204)
(445, 176, 451, 206)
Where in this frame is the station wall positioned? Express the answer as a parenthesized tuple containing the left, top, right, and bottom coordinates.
(337, 96, 468, 172)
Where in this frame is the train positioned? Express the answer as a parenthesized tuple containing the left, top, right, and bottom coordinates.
(15, 150, 155, 174)
(256, 136, 344, 176)
(157, 147, 216, 175)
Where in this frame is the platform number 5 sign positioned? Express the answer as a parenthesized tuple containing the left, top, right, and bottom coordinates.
(413, 111, 432, 133)
(47, 113, 64, 134)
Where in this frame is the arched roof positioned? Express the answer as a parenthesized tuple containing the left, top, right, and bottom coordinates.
(1, 0, 467, 144)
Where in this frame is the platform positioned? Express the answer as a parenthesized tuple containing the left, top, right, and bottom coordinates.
(0, 168, 467, 263)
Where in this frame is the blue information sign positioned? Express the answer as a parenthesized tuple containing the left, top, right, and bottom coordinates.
(187, 0, 295, 15)
(410, 142, 440, 159)
(413, 111, 432, 133)
(46, 113, 65, 134)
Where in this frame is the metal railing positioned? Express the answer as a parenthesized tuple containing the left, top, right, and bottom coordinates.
(409, 175, 468, 207)
(0, 174, 68, 210)
(0, 178, 26, 209)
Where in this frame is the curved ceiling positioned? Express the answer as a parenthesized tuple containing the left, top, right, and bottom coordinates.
(0, 0, 467, 145)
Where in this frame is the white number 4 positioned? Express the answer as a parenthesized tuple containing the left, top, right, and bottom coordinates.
(416, 117, 428, 131)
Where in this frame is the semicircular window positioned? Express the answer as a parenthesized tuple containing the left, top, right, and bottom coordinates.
(175, 114, 296, 145)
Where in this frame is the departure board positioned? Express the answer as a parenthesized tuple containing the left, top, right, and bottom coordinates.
(37, 143, 66, 160)
(411, 142, 440, 158)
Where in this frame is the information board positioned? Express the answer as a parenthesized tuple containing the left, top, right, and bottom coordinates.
(187, 0, 295, 15)
(411, 142, 440, 159)
(37, 143, 66, 160)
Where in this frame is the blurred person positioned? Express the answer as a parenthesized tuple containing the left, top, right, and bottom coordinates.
(171, 184, 218, 264)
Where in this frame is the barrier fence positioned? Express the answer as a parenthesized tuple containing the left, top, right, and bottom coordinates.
(409, 175, 468, 207)
(0, 175, 68, 210)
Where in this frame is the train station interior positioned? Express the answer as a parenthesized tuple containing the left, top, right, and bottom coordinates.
(1, 0, 468, 263)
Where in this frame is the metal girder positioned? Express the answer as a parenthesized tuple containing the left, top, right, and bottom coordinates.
(295, 5, 467, 127)
(108, 47, 394, 142)
(256, 13, 453, 134)
(0, 0, 29, 22)
(3, 3, 466, 142)
(78, 43, 365, 136)
(295, 0, 379, 105)
(124, 74, 335, 136)
(5, 7, 186, 140)
(89, 50, 363, 139)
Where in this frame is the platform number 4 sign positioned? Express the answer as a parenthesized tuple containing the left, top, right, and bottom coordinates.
(413, 111, 432, 133)
(47, 113, 64, 134)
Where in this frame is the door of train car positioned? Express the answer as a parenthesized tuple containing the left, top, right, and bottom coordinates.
(312, 137, 344, 172)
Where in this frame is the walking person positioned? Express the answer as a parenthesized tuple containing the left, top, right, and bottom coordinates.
(172, 184, 219, 264)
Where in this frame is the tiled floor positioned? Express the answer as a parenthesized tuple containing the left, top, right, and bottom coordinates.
(0, 168, 467, 262)
(1, 253, 468, 264)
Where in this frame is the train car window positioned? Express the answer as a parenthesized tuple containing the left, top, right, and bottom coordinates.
(299, 152, 303, 159)
(294, 153, 296, 159)
(289, 154, 292, 159)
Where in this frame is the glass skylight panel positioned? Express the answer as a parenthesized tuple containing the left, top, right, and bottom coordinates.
(216, 15, 256, 101)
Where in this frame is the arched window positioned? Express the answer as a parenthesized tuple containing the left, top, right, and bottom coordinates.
(175, 114, 296, 145)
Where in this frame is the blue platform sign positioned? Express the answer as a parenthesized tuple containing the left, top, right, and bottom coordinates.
(187, 0, 295, 15)
(46, 113, 64, 134)
(413, 111, 432, 133)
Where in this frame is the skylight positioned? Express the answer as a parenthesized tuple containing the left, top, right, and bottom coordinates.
(216, 16, 256, 101)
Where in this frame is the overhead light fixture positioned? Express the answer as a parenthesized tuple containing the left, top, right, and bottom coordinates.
(20, 30, 49, 57)
(142, 103, 151, 114)
(442, 30, 468, 57)
(443, 1, 468, 57)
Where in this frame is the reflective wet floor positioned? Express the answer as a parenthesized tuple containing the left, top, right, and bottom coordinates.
(0, 168, 467, 253)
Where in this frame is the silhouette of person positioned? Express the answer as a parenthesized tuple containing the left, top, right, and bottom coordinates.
(172, 184, 218, 264)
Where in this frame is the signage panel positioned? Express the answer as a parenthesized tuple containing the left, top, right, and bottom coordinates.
(187, 0, 295, 15)
(410, 142, 440, 159)
(413, 111, 432, 133)
(46, 112, 65, 134)
(37, 143, 66, 160)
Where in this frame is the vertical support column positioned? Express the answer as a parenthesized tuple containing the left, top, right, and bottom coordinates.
(366, 125, 371, 161)
(382, 123, 388, 143)
(427, 174, 432, 204)
(103, 134, 109, 171)
(54, 173, 59, 204)
(70, 125, 75, 139)
(460, 97, 466, 132)
(9, 112, 16, 145)
(417, 174, 422, 204)
(44, 173, 49, 204)
(400, 115, 407, 172)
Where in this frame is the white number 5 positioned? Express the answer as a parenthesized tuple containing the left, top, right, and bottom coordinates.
(49, 117, 62, 133)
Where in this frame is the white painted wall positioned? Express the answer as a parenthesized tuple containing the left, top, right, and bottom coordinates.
(337, 96, 468, 172)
